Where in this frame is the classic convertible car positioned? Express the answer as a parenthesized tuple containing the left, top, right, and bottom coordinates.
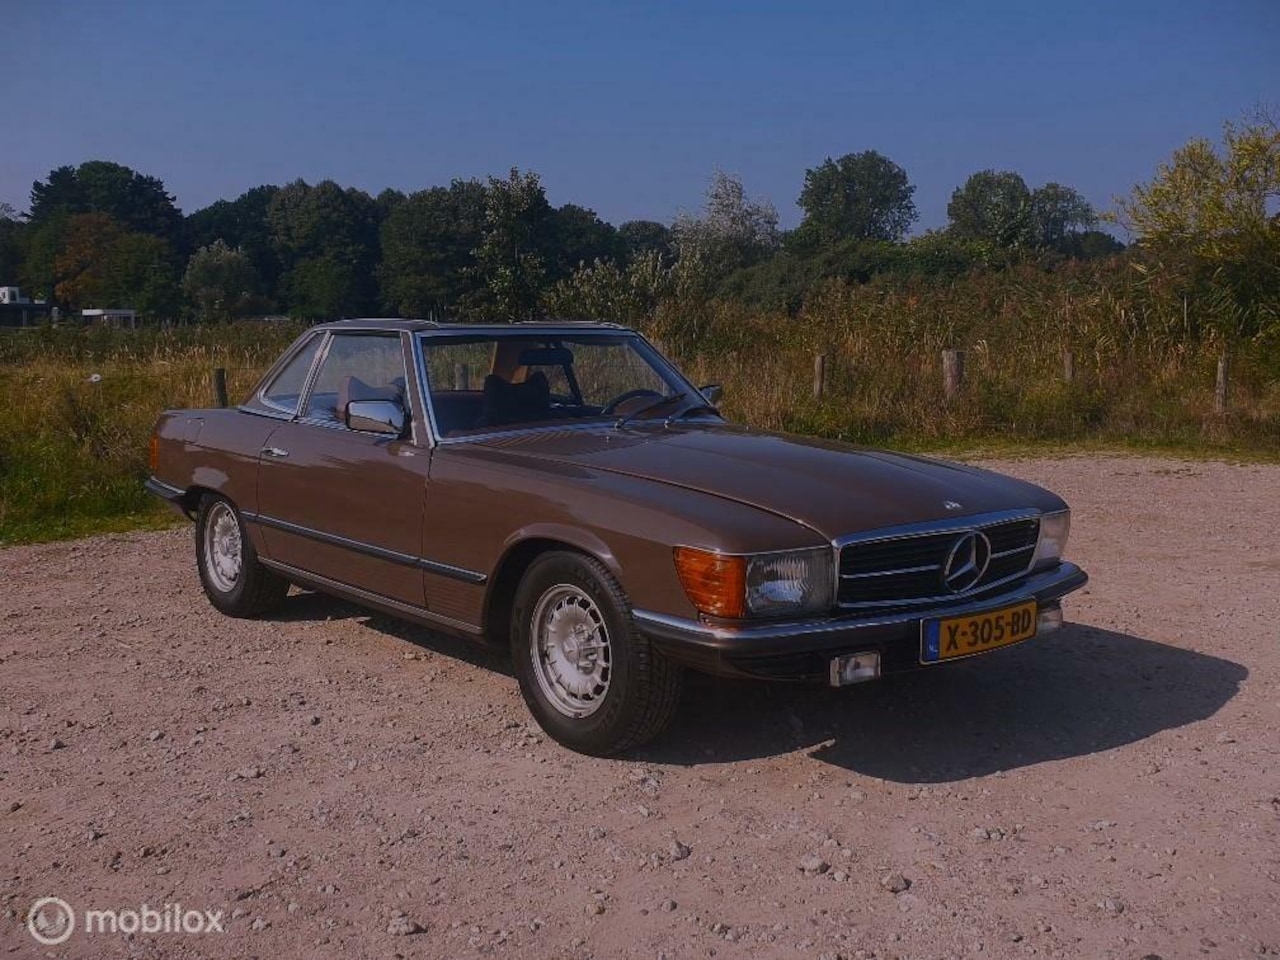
(147, 319, 1086, 754)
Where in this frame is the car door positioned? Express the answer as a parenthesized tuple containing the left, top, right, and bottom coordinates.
(254, 331, 430, 606)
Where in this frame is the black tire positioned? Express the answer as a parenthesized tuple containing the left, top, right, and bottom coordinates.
(512, 551, 682, 756)
(195, 494, 288, 618)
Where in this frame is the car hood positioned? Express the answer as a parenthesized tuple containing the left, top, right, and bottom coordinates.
(461, 424, 1063, 538)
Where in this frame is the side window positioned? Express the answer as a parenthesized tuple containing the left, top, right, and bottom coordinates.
(262, 336, 322, 414)
(303, 334, 408, 424)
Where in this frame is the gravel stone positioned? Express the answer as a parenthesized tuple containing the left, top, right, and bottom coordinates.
(799, 854, 830, 875)
(1100, 897, 1126, 916)
(880, 872, 911, 894)
(386, 914, 423, 936)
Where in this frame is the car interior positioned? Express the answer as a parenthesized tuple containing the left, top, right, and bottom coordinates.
(430, 342, 624, 436)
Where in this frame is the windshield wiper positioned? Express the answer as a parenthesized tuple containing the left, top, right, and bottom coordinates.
(614, 392, 688, 429)
(663, 399, 721, 426)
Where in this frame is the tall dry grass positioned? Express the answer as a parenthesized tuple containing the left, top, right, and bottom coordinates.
(658, 263, 1280, 451)
(0, 322, 302, 543)
(1, 263, 1277, 544)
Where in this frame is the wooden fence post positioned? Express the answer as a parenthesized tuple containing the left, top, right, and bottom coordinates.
(212, 368, 228, 408)
(454, 363, 470, 392)
(1062, 349, 1075, 384)
(942, 350, 965, 399)
(1214, 354, 1230, 414)
(813, 353, 827, 400)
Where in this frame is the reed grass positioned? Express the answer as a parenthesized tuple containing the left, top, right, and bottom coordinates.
(1, 265, 1277, 545)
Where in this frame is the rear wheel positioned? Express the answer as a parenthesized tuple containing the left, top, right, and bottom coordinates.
(195, 495, 288, 617)
(512, 551, 682, 756)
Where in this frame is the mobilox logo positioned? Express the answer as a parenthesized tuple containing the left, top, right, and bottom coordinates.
(26, 897, 225, 945)
(26, 897, 74, 946)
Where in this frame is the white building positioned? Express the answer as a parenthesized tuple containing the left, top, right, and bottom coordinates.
(82, 308, 138, 329)
(0, 286, 30, 304)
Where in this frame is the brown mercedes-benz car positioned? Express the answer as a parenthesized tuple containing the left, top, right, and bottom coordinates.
(147, 319, 1086, 754)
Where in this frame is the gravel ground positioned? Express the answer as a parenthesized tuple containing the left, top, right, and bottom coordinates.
(1, 456, 1278, 960)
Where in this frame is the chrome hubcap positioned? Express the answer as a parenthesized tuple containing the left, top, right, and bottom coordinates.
(530, 584, 611, 718)
(204, 502, 242, 593)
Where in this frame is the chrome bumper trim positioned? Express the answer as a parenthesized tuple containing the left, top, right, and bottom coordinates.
(634, 562, 1087, 646)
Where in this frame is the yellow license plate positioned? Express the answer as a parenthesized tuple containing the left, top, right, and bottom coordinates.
(921, 600, 1037, 663)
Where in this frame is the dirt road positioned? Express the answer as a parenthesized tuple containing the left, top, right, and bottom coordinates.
(2, 456, 1277, 959)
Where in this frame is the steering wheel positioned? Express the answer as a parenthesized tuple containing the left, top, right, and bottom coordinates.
(600, 388, 664, 416)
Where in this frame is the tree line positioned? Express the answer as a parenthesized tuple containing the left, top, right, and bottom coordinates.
(0, 113, 1275, 342)
(0, 151, 1116, 321)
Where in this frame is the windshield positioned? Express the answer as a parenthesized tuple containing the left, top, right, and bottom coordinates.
(418, 332, 711, 438)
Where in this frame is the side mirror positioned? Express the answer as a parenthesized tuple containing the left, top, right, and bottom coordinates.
(345, 399, 407, 436)
(699, 383, 723, 405)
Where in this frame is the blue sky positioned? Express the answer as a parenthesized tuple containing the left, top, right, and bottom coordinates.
(3, 1, 1276, 233)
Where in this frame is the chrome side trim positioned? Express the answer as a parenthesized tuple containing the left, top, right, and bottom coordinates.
(241, 512, 487, 584)
(411, 328, 443, 448)
(400, 329, 433, 449)
(259, 558, 483, 636)
(293, 331, 334, 420)
(237, 404, 293, 421)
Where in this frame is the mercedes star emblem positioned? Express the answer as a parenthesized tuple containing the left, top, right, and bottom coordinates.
(941, 530, 991, 592)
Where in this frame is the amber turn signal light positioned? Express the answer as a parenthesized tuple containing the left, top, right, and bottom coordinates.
(673, 547, 747, 619)
(148, 433, 160, 474)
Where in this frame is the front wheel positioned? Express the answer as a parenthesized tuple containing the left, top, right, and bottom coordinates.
(512, 551, 682, 756)
(195, 495, 288, 617)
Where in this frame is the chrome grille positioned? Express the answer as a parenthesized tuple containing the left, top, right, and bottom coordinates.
(837, 513, 1041, 609)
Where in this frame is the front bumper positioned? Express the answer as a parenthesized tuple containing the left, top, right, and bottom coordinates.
(634, 561, 1087, 682)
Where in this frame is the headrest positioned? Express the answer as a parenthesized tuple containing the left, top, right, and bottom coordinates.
(517, 346, 574, 367)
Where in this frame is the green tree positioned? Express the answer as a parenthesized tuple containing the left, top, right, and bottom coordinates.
(186, 185, 282, 297)
(182, 241, 265, 321)
(18, 216, 67, 300)
(1110, 114, 1280, 339)
(545, 251, 673, 324)
(379, 180, 488, 318)
(29, 161, 183, 242)
(796, 150, 917, 246)
(282, 255, 363, 320)
(376, 188, 407, 221)
(1056, 230, 1124, 261)
(53, 212, 179, 316)
(547, 204, 623, 280)
(671, 170, 780, 290)
(471, 168, 554, 320)
(947, 170, 1035, 250)
(0, 203, 25, 285)
(1029, 182, 1096, 250)
(268, 180, 379, 318)
(618, 220, 673, 263)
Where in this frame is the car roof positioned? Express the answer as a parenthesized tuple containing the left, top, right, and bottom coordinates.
(311, 318, 634, 336)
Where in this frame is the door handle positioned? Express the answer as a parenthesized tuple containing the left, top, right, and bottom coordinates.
(262, 447, 290, 459)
